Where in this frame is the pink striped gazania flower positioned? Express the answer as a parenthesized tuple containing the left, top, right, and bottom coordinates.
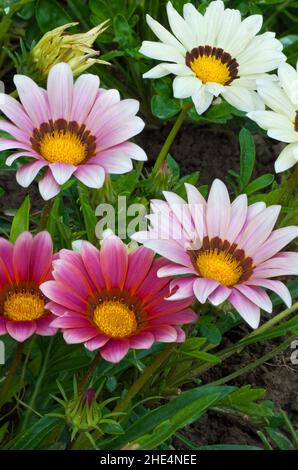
(132, 179, 298, 329)
(40, 235, 197, 363)
(0, 231, 57, 342)
(0, 63, 146, 200)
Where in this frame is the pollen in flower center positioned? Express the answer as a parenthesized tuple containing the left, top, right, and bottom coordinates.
(93, 300, 138, 338)
(196, 249, 243, 286)
(3, 290, 45, 321)
(185, 46, 239, 85)
(31, 119, 97, 166)
(40, 129, 87, 165)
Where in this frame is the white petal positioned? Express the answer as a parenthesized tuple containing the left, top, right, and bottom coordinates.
(256, 79, 295, 119)
(166, 1, 197, 50)
(278, 62, 298, 107)
(275, 143, 298, 173)
(173, 76, 201, 99)
(222, 87, 265, 112)
(146, 14, 185, 54)
(192, 86, 214, 115)
(139, 41, 184, 63)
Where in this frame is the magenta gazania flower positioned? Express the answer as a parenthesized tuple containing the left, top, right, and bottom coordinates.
(132, 179, 298, 328)
(0, 63, 146, 200)
(0, 231, 57, 341)
(40, 235, 196, 363)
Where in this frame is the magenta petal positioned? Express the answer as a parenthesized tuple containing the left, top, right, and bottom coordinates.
(147, 325, 178, 342)
(63, 327, 98, 344)
(6, 321, 36, 342)
(129, 332, 155, 349)
(175, 326, 186, 343)
(0, 238, 14, 284)
(30, 231, 53, 283)
(124, 246, 154, 293)
(13, 231, 33, 282)
(80, 242, 105, 291)
(41, 281, 86, 313)
(150, 309, 197, 325)
(35, 316, 57, 336)
(84, 334, 109, 351)
(100, 235, 128, 289)
(51, 314, 91, 328)
(0, 317, 7, 335)
(100, 339, 130, 363)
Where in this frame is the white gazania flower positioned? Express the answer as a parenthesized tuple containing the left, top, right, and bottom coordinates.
(248, 62, 298, 173)
(140, 1, 285, 114)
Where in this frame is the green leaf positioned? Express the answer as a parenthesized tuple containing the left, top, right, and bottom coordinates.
(179, 337, 207, 352)
(239, 128, 255, 189)
(266, 428, 295, 450)
(245, 174, 274, 195)
(151, 95, 180, 120)
(181, 350, 221, 363)
(9, 195, 30, 243)
(7, 416, 61, 450)
(199, 324, 222, 344)
(166, 154, 180, 180)
(35, 0, 73, 33)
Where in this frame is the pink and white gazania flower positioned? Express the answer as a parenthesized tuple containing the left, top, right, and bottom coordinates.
(140, 1, 285, 114)
(248, 62, 298, 173)
(132, 179, 298, 329)
(0, 231, 57, 342)
(40, 235, 196, 363)
(0, 63, 146, 200)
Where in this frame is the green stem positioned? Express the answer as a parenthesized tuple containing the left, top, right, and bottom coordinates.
(0, 343, 24, 409)
(209, 336, 294, 386)
(152, 103, 192, 175)
(36, 199, 54, 233)
(78, 351, 101, 392)
(281, 411, 298, 449)
(20, 337, 54, 431)
(248, 301, 298, 337)
(114, 344, 176, 414)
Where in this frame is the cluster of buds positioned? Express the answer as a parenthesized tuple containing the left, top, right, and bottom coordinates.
(30, 21, 110, 78)
(51, 378, 124, 447)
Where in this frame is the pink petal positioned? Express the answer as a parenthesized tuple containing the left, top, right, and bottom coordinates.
(137, 258, 171, 302)
(238, 205, 281, 256)
(229, 290, 260, 328)
(206, 179, 231, 239)
(253, 226, 298, 265)
(85, 89, 121, 133)
(129, 331, 155, 349)
(0, 139, 32, 152)
(118, 142, 147, 161)
(50, 163, 76, 185)
(100, 235, 128, 289)
(45, 301, 68, 316)
(90, 149, 133, 174)
(63, 327, 98, 344)
(13, 231, 33, 282)
(35, 315, 57, 336)
(74, 164, 105, 188)
(100, 339, 130, 363)
(234, 285, 272, 313)
(193, 278, 219, 303)
(0, 121, 30, 143)
(226, 194, 248, 243)
(253, 252, 298, 277)
(0, 93, 33, 133)
(6, 321, 36, 342)
(208, 285, 231, 306)
(16, 160, 47, 187)
(6, 151, 38, 167)
(168, 277, 196, 300)
(84, 334, 109, 351)
(98, 117, 144, 151)
(70, 74, 99, 123)
(150, 309, 197, 324)
(143, 239, 193, 268)
(39, 169, 60, 200)
(47, 63, 73, 121)
(124, 247, 154, 293)
(14, 75, 49, 127)
(158, 263, 196, 277)
(52, 260, 91, 300)
(162, 190, 195, 240)
(0, 238, 14, 284)
(30, 231, 53, 283)
(245, 278, 292, 308)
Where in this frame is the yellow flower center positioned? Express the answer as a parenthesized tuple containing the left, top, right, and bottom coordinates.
(40, 129, 87, 165)
(4, 291, 45, 321)
(186, 46, 239, 85)
(93, 300, 138, 338)
(196, 249, 243, 286)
